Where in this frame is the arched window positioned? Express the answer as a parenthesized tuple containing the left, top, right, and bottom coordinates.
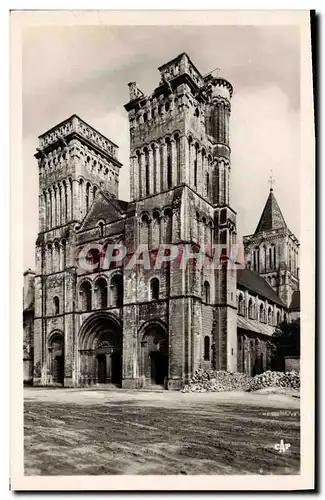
(194, 145, 198, 188)
(166, 139, 172, 189)
(150, 278, 159, 300)
(248, 298, 254, 319)
(174, 134, 180, 185)
(188, 137, 192, 165)
(80, 281, 92, 311)
(68, 178, 73, 220)
(284, 312, 287, 323)
(61, 239, 67, 269)
(111, 274, 123, 307)
(277, 311, 281, 325)
(204, 336, 210, 361)
(206, 172, 209, 198)
(167, 155, 172, 189)
(86, 182, 91, 212)
(238, 294, 245, 316)
(268, 307, 273, 325)
(144, 148, 150, 196)
(203, 281, 210, 304)
(95, 277, 108, 309)
(86, 247, 100, 270)
(63, 181, 68, 222)
(151, 144, 157, 193)
(289, 249, 292, 272)
(260, 303, 265, 323)
(141, 212, 149, 225)
(54, 241, 60, 272)
(269, 247, 272, 270)
(257, 248, 260, 273)
(98, 221, 104, 237)
(273, 246, 276, 269)
(53, 296, 59, 315)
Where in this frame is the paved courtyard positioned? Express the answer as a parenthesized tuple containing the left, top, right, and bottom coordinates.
(24, 387, 300, 475)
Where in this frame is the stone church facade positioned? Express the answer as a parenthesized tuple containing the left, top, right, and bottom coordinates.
(23, 53, 300, 388)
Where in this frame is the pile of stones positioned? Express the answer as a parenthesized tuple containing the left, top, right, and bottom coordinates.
(181, 369, 252, 393)
(248, 370, 300, 391)
(181, 369, 300, 393)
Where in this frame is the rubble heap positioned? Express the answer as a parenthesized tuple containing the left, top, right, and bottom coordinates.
(181, 369, 251, 393)
(181, 369, 300, 393)
(248, 370, 300, 391)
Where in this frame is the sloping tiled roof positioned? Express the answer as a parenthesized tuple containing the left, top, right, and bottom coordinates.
(101, 192, 128, 213)
(255, 189, 287, 233)
(237, 267, 285, 307)
(289, 290, 300, 311)
(237, 316, 275, 337)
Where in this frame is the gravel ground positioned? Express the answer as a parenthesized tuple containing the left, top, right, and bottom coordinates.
(24, 387, 300, 476)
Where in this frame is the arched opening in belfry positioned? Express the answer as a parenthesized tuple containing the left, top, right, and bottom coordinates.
(150, 277, 160, 301)
(79, 280, 92, 311)
(94, 277, 108, 309)
(78, 313, 123, 386)
(110, 273, 123, 307)
(203, 281, 210, 304)
(48, 331, 64, 385)
(140, 323, 168, 387)
(144, 147, 150, 196)
(174, 133, 180, 184)
(166, 138, 172, 189)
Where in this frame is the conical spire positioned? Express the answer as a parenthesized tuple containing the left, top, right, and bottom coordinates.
(254, 188, 287, 234)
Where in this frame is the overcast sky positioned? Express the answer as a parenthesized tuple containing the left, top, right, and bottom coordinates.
(23, 25, 300, 270)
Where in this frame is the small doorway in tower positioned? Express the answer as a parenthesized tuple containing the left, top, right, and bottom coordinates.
(141, 325, 168, 387)
(53, 355, 64, 384)
(150, 351, 168, 385)
(111, 350, 122, 385)
(96, 354, 107, 383)
(49, 332, 64, 385)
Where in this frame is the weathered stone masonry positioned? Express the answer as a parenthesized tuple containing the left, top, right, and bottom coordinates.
(23, 53, 300, 387)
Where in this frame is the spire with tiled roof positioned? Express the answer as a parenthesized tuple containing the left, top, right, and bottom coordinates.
(254, 186, 287, 234)
(243, 174, 300, 308)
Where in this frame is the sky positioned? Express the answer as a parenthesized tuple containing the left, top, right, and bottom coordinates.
(23, 25, 300, 270)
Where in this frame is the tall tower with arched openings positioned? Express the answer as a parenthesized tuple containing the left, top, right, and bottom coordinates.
(123, 53, 238, 388)
(243, 186, 300, 308)
(33, 115, 122, 386)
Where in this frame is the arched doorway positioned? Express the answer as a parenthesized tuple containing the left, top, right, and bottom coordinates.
(48, 332, 64, 385)
(140, 324, 168, 387)
(79, 313, 122, 386)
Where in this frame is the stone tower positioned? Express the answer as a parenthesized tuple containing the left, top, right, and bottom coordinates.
(243, 187, 300, 307)
(33, 115, 122, 386)
(123, 53, 237, 389)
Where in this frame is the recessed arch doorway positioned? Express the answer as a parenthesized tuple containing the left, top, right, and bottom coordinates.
(48, 331, 64, 385)
(140, 323, 168, 387)
(78, 313, 122, 386)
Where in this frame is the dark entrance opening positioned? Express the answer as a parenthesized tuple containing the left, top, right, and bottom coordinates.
(79, 313, 123, 387)
(150, 351, 168, 385)
(53, 355, 64, 384)
(111, 350, 122, 385)
(96, 354, 107, 383)
(141, 325, 168, 387)
(49, 333, 64, 385)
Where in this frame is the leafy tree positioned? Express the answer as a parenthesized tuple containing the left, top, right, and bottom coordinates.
(271, 319, 300, 371)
